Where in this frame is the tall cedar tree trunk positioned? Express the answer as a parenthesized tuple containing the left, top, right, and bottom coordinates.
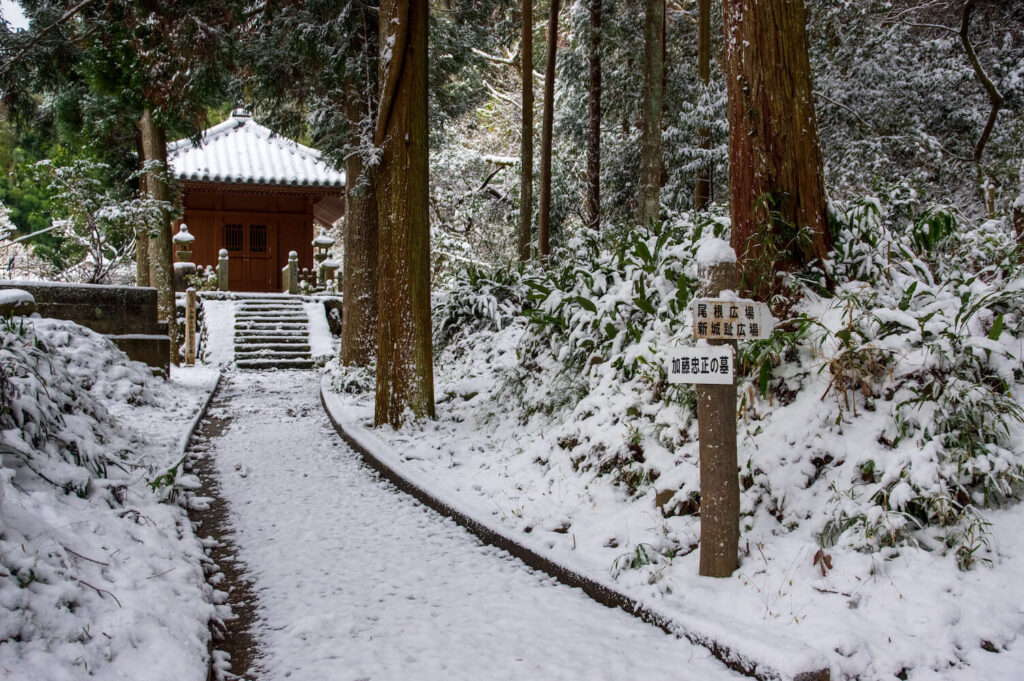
(341, 10, 379, 367)
(341, 106, 379, 366)
(722, 0, 831, 298)
(536, 0, 559, 259)
(693, 0, 711, 211)
(135, 134, 151, 286)
(518, 0, 534, 261)
(584, 0, 601, 231)
(374, 0, 435, 426)
(638, 0, 664, 228)
(139, 108, 178, 363)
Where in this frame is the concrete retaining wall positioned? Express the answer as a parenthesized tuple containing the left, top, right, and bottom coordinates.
(0, 280, 170, 372)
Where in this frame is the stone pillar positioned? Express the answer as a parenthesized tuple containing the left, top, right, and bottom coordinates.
(285, 251, 299, 294)
(217, 249, 229, 291)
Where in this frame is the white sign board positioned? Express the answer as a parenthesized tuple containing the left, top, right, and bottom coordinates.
(666, 346, 735, 385)
(692, 298, 774, 341)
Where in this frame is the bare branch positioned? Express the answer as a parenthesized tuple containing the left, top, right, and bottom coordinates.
(813, 91, 878, 134)
(959, 0, 1003, 166)
(471, 47, 515, 66)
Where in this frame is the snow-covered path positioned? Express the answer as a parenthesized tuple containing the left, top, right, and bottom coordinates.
(205, 371, 741, 681)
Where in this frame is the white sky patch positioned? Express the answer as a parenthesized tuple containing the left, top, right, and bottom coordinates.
(1, 0, 26, 30)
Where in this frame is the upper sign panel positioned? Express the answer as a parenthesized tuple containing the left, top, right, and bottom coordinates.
(692, 299, 774, 340)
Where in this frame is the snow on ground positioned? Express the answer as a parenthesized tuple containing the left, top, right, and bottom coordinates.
(202, 299, 236, 366)
(207, 371, 741, 681)
(303, 300, 334, 359)
(0, 316, 219, 681)
(326, 318, 1024, 681)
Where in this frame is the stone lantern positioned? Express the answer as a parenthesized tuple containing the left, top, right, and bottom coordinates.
(320, 256, 341, 288)
(313, 228, 335, 265)
(172, 224, 197, 291)
(174, 224, 196, 262)
(312, 228, 336, 287)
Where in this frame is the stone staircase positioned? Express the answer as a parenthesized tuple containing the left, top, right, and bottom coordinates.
(233, 295, 315, 370)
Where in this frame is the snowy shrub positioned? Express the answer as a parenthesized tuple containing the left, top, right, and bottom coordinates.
(31, 159, 171, 285)
(429, 140, 519, 284)
(497, 212, 731, 496)
(0, 318, 133, 491)
(433, 264, 526, 353)
(426, 189, 1022, 570)
(815, 196, 1024, 562)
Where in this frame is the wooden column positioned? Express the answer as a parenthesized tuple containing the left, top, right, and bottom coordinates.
(184, 288, 197, 366)
(697, 259, 740, 577)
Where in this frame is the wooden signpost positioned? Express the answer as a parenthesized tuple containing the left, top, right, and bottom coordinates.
(667, 247, 775, 578)
(184, 287, 197, 366)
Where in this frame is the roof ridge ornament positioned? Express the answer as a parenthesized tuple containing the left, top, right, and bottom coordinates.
(231, 107, 252, 119)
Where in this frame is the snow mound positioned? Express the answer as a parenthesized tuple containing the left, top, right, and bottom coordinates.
(0, 317, 214, 681)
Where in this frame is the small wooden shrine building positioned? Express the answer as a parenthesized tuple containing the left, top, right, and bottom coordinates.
(168, 110, 345, 292)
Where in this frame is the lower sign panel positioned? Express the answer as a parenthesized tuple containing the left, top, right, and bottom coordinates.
(666, 345, 735, 385)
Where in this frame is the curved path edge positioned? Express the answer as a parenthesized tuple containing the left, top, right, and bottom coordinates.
(319, 378, 830, 681)
(177, 370, 223, 457)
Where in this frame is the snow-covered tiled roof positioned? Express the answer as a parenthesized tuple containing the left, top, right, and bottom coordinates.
(168, 110, 345, 189)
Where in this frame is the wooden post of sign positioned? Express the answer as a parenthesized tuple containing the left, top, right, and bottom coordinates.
(184, 287, 196, 366)
(697, 260, 739, 577)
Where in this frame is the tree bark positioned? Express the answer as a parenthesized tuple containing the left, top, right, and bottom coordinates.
(722, 0, 831, 299)
(584, 0, 601, 232)
(519, 0, 534, 261)
(638, 0, 664, 228)
(341, 116, 379, 366)
(341, 9, 379, 367)
(139, 108, 178, 364)
(694, 0, 711, 211)
(135, 133, 151, 287)
(374, 0, 434, 426)
(536, 0, 559, 260)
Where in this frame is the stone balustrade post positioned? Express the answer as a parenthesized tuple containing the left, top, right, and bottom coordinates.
(285, 251, 299, 294)
(217, 249, 229, 291)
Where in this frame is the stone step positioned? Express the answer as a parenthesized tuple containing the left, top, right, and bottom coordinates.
(236, 358, 317, 370)
(234, 342, 312, 353)
(232, 296, 316, 370)
(235, 311, 307, 317)
(235, 333, 309, 342)
(236, 321, 307, 328)
(234, 333, 309, 342)
(238, 301, 306, 308)
(234, 321, 308, 328)
(236, 350, 312, 361)
(235, 318, 308, 325)
(236, 305, 307, 311)
(235, 335, 309, 344)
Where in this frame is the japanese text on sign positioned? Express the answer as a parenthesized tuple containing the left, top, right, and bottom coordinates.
(692, 298, 774, 340)
(666, 346, 735, 385)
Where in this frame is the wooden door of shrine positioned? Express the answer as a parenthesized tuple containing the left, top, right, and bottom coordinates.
(223, 218, 277, 291)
